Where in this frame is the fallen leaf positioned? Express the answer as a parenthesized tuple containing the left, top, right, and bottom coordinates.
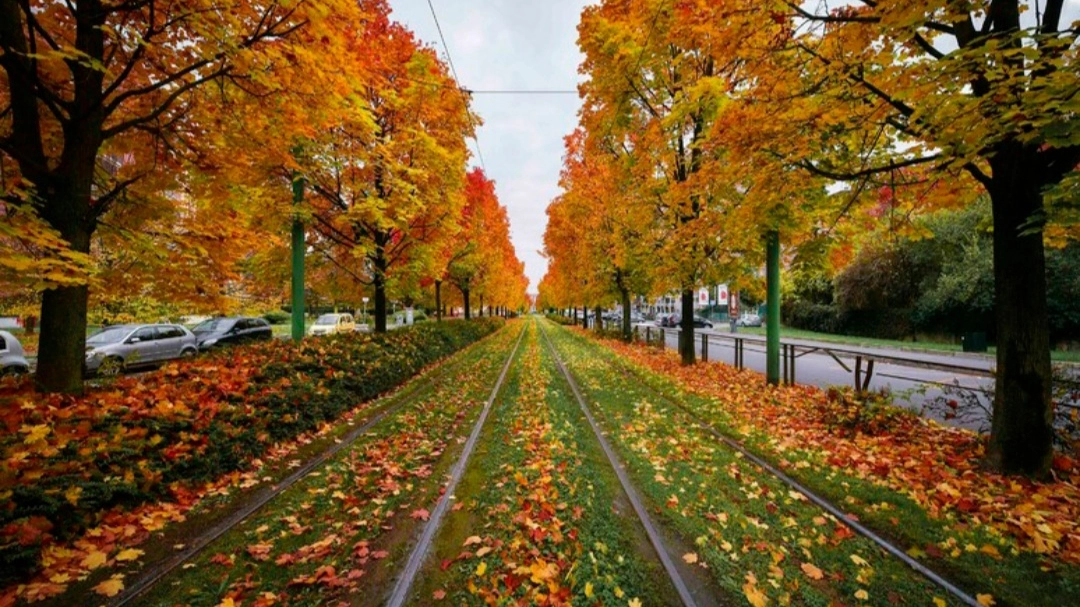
(463, 535, 482, 546)
(433, 589, 446, 600)
(476, 561, 487, 576)
(800, 562, 824, 580)
(855, 589, 869, 600)
(411, 508, 430, 521)
(977, 594, 996, 607)
(82, 550, 108, 570)
(115, 548, 144, 562)
(92, 575, 125, 597)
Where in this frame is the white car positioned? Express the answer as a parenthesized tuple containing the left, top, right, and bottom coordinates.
(0, 330, 30, 375)
(308, 313, 356, 336)
(736, 313, 762, 327)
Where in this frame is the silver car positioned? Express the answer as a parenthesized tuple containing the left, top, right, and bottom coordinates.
(85, 324, 198, 376)
(0, 330, 30, 375)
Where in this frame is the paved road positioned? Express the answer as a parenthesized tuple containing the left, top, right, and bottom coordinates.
(629, 323, 997, 431)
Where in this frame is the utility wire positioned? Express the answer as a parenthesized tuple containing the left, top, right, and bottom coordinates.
(426, 0, 488, 173)
(402, 73, 578, 95)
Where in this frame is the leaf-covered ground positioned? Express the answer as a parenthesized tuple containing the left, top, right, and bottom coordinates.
(408, 321, 679, 606)
(555, 322, 1080, 606)
(0, 319, 503, 605)
(137, 321, 526, 606)
(545, 324, 974, 607)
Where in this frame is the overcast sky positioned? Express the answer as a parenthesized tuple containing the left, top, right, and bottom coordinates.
(388, 0, 589, 294)
(388, 1, 1080, 294)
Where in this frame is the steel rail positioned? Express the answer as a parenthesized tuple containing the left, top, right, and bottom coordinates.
(111, 327, 516, 607)
(385, 326, 525, 607)
(538, 323, 700, 607)
(549, 321, 985, 607)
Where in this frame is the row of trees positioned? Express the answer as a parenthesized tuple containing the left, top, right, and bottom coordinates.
(539, 0, 1078, 475)
(0, 0, 527, 393)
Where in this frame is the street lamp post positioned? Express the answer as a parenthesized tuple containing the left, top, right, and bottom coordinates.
(362, 297, 369, 326)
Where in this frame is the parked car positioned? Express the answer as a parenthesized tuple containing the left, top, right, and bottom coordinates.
(308, 313, 356, 336)
(192, 316, 272, 350)
(661, 314, 680, 328)
(0, 330, 30, 375)
(85, 324, 198, 376)
(655, 313, 673, 327)
(692, 316, 714, 328)
(736, 313, 763, 327)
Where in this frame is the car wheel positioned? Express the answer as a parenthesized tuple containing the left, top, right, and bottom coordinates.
(97, 357, 124, 377)
(181, 348, 197, 358)
(2, 366, 27, 376)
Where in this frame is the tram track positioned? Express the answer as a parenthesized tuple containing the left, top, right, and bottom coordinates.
(541, 319, 986, 607)
(537, 321, 704, 607)
(111, 324, 524, 607)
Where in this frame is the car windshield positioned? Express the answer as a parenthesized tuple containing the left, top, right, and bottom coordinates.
(86, 326, 132, 345)
(193, 319, 235, 333)
(315, 314, 340, 325)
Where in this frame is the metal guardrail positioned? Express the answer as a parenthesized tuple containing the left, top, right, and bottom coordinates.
(614, 322, 996, 391)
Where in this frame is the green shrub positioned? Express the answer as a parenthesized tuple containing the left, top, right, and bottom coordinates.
(262, 310, 291, 324)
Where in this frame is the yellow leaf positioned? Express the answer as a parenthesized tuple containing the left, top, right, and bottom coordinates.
(629, 599, 643, 607)
(977, 594, 996, 606)
(92, 575, 125, 597)
(614, 586, 625, 598)
(115, 548, 144, 562)
(64, 486, 83, 506)
(855, 589, 869, 600)
(475, 561, 487, 576)
(682, 552, 698, 564)
(475, 546, 492, 558)
(21, 424, 51, 444)
(800, 562, 824, 580)
(463, 535, 482, 546)
(82, 550, 108, 570)
(742, 573, 769, 607)
(217, 598, 235, 607)
(585, 582, 594, 598)
(849, 554, 869, 567)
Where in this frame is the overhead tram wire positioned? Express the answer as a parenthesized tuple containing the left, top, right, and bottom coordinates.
(426, 0, 488, 173)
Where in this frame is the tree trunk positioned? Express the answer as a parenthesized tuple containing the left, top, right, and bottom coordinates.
(373, 245, 388, 333)
(478, 295, 484, 317)
(986, 145, 1054, 475)
(435, 280, 442, 322)
(594, 305, 603, 332)
(679, 289, 695, 365)
(573, 307, 578, 324)
(35, 184, 95, 394)
(462, 287, 471, 320)
(582, 305, 588, 329)
(621, 288, 632, 342)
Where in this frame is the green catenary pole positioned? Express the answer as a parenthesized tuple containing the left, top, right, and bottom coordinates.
(766, 230, 780, 385)
(291, 173, 305, 342)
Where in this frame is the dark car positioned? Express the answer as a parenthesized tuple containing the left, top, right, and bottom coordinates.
(666, 315, 713, 329)
(192, 317, 273, 350)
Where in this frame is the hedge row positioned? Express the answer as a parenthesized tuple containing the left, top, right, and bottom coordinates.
(0, 318, 504, 584)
